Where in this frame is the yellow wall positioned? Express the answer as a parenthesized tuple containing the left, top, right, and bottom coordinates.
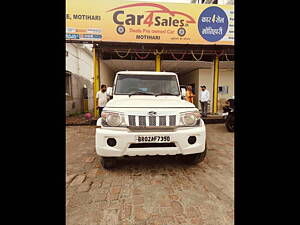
(100, 61, 115, 88)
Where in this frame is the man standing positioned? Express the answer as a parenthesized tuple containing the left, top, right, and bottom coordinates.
(185, 85, 195, 104)
(96, 84, 109, 117)
(200, 85, 209, 117)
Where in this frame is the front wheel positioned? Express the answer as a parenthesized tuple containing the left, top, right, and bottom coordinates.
(225, 113, 234, 132)
(183, 143, 207, 165)
(100, 157, 116, 169)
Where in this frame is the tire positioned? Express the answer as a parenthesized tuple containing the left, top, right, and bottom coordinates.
(225, 114, 234, 132)
(183, 142, 207, 165)
(100, 157, 116, 169)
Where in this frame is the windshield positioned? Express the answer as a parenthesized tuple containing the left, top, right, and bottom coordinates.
(115, 74, 180, 95)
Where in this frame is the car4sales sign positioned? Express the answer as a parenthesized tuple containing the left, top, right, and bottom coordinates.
(66, 0, 234, 45)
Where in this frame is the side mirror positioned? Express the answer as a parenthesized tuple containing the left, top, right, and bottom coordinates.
(181, 88, 186, 97)
(107, 87, 113, 97)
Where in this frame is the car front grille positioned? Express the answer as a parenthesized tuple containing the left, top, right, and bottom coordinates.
(138, 116, 146, 126)
(128, 115, 176, 127)
(169, 115, 176, 126)
(159, 116, 166, 126)
(149, 116, 156, 126)
(128, 115, 136, 126)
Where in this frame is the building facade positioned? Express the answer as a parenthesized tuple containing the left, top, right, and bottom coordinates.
(66, 43, 94, 116)
(66, 0, 234, 116)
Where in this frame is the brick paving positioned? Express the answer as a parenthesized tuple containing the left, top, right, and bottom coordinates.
(66, 124, 234, 225)
(66, 114, 94, 125)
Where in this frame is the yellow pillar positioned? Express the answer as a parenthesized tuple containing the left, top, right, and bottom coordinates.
(155, 54, 161, 72)
(212, 56, 219, 114)
(93, 46, 100, 118)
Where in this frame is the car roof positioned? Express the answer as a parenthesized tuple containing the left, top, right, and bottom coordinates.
(116, 71, 177, 76)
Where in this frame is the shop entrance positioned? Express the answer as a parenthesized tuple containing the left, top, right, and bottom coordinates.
(91, 42, 234, 117)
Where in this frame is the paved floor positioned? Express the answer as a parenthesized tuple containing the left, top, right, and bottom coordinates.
(66, 124, 234, 225)
(66, 114, 94, 125)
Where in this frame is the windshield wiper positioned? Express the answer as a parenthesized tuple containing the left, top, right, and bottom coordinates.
(129, 91, 155, 97)
(155, 92, 179, 97)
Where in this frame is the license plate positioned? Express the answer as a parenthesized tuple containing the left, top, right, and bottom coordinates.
(135, 136, 171, 143)
(222, 112, 229, 116)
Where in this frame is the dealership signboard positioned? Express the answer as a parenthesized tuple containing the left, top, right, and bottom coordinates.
(66, 0, 234, 45)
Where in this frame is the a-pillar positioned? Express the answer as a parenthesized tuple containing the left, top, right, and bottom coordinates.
(93, 45, 100, 118)
(212, 55, 220, 114)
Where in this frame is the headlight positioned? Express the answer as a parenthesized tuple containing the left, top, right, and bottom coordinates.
(183, 113, 196, 125)
(101, 111, 125, 127)
(179, 110, 202, 127)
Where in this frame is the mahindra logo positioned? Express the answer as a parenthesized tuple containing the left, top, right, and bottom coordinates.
(107, 3, 196, 27)
(148, 111, 157, 116)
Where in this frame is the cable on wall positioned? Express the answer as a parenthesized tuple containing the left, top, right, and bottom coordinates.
(215, 50, 224, 57)
(114, 49, 131, 58)
(170, 51, 186, 60)
(225, 52, 231, 61)
(135, 51, 151, 60)
(191, 50, 204, 61)
(153, 49, 164, 55)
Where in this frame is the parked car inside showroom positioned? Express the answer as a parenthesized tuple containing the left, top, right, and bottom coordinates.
(96, 71, 207, 169)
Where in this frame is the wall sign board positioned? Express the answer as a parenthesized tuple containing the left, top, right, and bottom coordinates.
(66, 0, 234, 45)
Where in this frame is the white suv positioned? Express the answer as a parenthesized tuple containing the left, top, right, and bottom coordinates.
(96, 71, 206, 168)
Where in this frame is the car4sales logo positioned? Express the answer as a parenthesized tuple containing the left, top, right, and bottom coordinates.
(106, 3, 196, 35)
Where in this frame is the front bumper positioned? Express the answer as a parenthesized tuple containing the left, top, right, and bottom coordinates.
(95, 126, 206, 157)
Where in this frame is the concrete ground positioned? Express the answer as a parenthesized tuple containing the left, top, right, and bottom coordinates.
(66, 113, 94, 125)
(66, 124, 234, 225)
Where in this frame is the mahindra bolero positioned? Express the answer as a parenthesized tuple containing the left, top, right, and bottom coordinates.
(96, 71, 207, 168)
